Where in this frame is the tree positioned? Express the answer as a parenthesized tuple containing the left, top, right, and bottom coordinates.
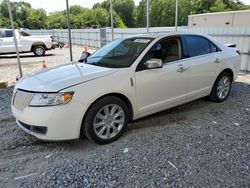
(1, 0, 250, 29)
(27, 9, 47, 29)
(0, 0, 32, 28)
(135, 0, 177, 27)
(92, 8, 109, 26)
(210, 0, 227, 12)
(93, 0, 135, 27)
(112, 0, 136, 27)
(46, 11, 66, 29)
(135, 0, 146, 27)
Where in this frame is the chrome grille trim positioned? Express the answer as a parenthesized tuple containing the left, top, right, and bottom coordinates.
(13, 90, 33, 111)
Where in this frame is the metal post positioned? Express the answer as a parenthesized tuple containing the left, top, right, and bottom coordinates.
(146, 0, 150, 33)
(7, 0, 23, 77)
(175, 0, 178, 32)
(66, 0, 73, 61)
(110, 0, 114, 41)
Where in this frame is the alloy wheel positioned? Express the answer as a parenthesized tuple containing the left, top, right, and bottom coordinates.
(216, 75, 231, 100)
(93, 104, 125, 140)
(35, 47, 44, 56)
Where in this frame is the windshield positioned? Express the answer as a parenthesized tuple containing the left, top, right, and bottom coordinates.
(86, 37, 153, 68)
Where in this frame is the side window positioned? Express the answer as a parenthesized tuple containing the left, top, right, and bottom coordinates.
(136, 37, 182, 71)
(163, 38, 181, 63)
(0, 30, 3, 38)
(144, 38, 181, 63)
(5, 30, 13, 37)
(184, 36, 211, 57)
(210, 41, 220, 53)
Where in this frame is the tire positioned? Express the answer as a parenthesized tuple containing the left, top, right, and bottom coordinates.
(33, 46, 45, 56)
(82, 96, 129, 144)
(209, 72, 232, 102)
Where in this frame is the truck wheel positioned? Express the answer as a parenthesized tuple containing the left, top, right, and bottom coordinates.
(82, 96, 129, 144)
(33, 46, 45, 56)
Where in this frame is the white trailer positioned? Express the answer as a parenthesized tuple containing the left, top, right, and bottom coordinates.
(188, 10, 250, 28)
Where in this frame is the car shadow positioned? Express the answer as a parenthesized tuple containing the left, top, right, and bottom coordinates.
(0, 54, 55, 59)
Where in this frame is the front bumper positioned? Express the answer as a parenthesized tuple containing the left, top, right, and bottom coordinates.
(12, 100, 88, 141)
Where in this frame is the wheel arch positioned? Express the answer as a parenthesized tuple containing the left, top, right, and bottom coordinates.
(79, 92, 134, 138)
(83, 92, 134, 123)
(220, 68, 234, 80)
(209, 68, 234, 102)
(212, 68, 234, 90)
(31, 42, 46, 51)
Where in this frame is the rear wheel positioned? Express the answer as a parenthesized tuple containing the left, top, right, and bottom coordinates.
(209, 72, 232, 102)
(33, 46, 45, 56)
(82, 96, 129, 144)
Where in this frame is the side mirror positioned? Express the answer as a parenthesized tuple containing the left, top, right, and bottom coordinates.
(144, 58, 163, 69)
(78, 51, 91, 62)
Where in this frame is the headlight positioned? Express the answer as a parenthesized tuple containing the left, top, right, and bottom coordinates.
(29, 92, 74, 107)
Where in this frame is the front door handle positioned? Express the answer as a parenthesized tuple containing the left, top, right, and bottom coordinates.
(214, 58, 221, 63)
(177, 66, 188, 73)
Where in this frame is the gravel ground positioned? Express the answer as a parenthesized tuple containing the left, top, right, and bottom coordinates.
(0, 46, 94, 85)
(0, 75, 249, 188)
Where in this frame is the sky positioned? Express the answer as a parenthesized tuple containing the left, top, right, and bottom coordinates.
(10, 0, 141, 13)
(8, 0, 250, 14)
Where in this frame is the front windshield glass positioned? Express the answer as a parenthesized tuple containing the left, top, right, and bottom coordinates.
(86, 37, 153, 68)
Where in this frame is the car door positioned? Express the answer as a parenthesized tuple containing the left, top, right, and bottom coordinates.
(0, 29, 18, 53)
(182, 35, 222, 99)
(135, 36, 189, 115)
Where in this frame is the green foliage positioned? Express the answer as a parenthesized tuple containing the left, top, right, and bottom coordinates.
(210, 0, 227, 12)
(27, 9, 47, 29)
(0, 0, 250, 29)
(135, 0, 146, 27)
(135, 0, 192, 27)
(46, 12, 66, 29)
(0, 0, 32, 28)
(93, 0, 135, 27)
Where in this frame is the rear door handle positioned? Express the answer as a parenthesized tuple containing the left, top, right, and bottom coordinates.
(177, 66, 188, 73)
(214, 58, 221, 63)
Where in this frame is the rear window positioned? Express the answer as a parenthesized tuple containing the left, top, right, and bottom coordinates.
(5, 30, 13, 37)
(183, 36, 211, 57)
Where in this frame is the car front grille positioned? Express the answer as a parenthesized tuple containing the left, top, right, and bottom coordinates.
(13, 90, 33, 111)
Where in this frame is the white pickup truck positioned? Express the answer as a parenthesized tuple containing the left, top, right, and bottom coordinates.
(0, 29, 57, 56)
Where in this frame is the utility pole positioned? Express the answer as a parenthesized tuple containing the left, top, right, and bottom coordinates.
(7, 0, 23, 77)
(146, 0, 150, 33)
(66, 0, 73, 61)
(175, 0, 179, 32)
(110, 0, 114, 41)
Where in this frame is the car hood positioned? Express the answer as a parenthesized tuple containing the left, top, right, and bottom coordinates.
(16, 63, 117, 92)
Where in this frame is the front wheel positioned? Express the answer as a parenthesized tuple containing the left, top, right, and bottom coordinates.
(82, 96, 129, 144)
(209, 72, 232, 102)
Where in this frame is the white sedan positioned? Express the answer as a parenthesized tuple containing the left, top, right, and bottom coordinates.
(11, 32, 241, 144)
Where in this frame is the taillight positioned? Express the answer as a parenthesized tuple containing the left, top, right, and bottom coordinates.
(50, 36, 54, 42)
(236, 49, 240, 55)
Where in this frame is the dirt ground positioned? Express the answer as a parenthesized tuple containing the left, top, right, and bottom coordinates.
(0, 74, 249, 187)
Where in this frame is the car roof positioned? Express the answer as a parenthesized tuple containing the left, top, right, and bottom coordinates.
(124, 31, 209, 39)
